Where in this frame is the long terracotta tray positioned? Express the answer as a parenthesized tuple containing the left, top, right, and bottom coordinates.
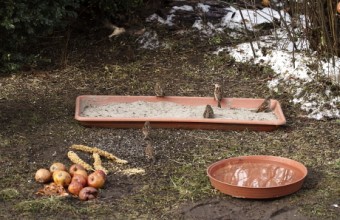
(74, 95, 286, 131)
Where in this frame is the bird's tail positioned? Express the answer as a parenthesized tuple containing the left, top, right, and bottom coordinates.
(218, 101, 221, 108)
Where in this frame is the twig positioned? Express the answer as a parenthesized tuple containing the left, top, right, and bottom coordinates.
(238, 8, 257, 58)
(60, 28, 71, 68)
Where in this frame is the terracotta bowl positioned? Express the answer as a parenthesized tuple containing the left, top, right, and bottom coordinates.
(207, 155, 307, 199)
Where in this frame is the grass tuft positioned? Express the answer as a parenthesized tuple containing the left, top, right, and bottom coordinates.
(0, 188, 19, 201)
(15, 196, 76, 214)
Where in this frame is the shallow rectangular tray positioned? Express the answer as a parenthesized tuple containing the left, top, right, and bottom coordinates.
(75, 95, 286, 131)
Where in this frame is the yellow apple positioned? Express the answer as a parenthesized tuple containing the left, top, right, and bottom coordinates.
(50, 162, 67, 173)
(53, 170, 71, 187)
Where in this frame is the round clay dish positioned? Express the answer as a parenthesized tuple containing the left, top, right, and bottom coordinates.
(207, 155, 308, 199)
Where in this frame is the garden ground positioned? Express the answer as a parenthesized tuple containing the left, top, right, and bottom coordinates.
(0, 1, 339, 219)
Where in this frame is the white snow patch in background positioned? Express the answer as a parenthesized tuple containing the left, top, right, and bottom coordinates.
(192, 20, 222, 36)
(170, 5, 194, 13)
(146, 13, 162, 23)
(192, 19, 203, 30)
(221, 7, 291, 31)
(146, 13, 175, 26)
(164, 14, 176, 26)
(228, 39, 340, 119)
(143, 4, 340, 119)
(137, 31, 160, 50)
(197, 3, 210, 13)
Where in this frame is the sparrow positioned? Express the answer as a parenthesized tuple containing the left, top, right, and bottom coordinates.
(144, 140, 156, 163)
(256, 97, 272, 113)
(124, 45, 135, 62)
(154, 82, 165, 97)
(214, 83, 222, 108)
(203, 104, 214, 118)
(142, 121, 151, 140)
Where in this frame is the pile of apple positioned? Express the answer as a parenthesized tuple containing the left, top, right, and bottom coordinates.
(35, 162, 106, 200)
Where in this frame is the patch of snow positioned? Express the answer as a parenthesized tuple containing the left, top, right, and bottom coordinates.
(146, 13, 175, 26)
(192, 19, 203, 30)
(227, 40, 340, 119)
(165, 14, 175, 26)
(146, 13, 162, 23)
(321, 58, 340, 83)
(197, 3, 210, 13)
(137, 31, 160, 50)
(221, 7, 290, 31)
(143, 2, 340, 119)
(170, 5, 194, 13)
(213, 47, 228, 55)
(192, 20, 222, 36)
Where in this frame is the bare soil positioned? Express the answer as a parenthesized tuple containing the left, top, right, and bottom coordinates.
(0, 1, 339, 219)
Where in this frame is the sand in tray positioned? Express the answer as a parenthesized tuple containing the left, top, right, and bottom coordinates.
(81, 101, 278, 121)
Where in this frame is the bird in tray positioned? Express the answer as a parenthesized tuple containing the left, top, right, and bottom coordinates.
(255, 96, 272, 113)
(154, 82, 165, 97)
(142, 121, 151, 140)
(144, 139, 156, 163)
(214, 83, 223, 108)
(203, 104, 214, 118)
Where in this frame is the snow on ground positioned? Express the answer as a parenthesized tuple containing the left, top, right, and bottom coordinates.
(143, 3, 340, 119)
(221, 6, 291, 31)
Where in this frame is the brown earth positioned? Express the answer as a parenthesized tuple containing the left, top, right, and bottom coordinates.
(0, 1, 339, 219)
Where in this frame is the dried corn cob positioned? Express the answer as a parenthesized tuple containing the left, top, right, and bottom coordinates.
(67, 151, 94, 171)
(120, 168, 145, 176)
(70, 144, 128, 164)
(93, 153, 109, 175)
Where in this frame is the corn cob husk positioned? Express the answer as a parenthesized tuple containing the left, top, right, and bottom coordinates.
(67, 151, 94, 171)
(36, 182, 69, 197)
(70, 144, 128, 164)
(93, 153, 109, 175)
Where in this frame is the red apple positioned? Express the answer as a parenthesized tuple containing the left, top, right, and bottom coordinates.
(35, 168, 52, 183)
(68, 180, 84, 196)
(94, 170, 107, 180)
(87, 172, 105, 189)
(69, 164, 86, 176)
(72, 174, 87, 187)
(73, 169, 88, 179)
(78, 187, 98, 201)
(53, 170, 72, 187)
(50, 162, 67, 173)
